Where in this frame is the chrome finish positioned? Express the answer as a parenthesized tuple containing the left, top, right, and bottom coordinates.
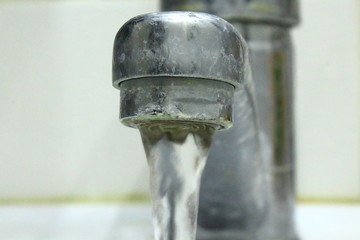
(162, 1, 299, 240)
(113, 12, 247, 89)
(119, 77, 235, 129)
(162, 0, 299, 26)
(113, 12, 248, 129)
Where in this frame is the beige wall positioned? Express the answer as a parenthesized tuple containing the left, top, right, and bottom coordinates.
(294, 0, 360, 200)
(0, 0, 359, 202)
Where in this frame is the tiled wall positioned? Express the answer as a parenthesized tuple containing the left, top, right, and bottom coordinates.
(0, 0, 359, 202)
(294, 0, 360, 200)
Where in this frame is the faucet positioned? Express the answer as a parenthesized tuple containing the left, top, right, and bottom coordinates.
(161, 1, 300, 240)
(112, 12, 250, 240)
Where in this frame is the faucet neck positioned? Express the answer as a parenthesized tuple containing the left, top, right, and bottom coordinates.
(161, 0, 300, 27)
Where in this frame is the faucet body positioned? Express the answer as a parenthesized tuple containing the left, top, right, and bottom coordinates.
(162, 1, 300, 239)
(113, 12, 251, 240)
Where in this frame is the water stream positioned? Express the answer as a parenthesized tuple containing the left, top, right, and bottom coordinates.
(139, 123, 215, 240)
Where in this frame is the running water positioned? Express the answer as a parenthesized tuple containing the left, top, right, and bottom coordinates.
(139, 123, 215, 240)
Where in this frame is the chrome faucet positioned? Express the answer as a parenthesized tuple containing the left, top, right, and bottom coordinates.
(162, 1, 300, 240)
(112, 12, 251, 240)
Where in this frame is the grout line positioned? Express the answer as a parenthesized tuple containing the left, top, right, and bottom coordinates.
(1, 195, 360, 206)
(0, 0, 157, 3)
(0, 0, 125, 2)
(298, 198, 360, 205)
(0, 194, 151, 206)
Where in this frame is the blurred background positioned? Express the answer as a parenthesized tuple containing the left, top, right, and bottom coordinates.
(0, 0, 359, 204)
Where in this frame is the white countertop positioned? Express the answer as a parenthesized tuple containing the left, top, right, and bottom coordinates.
(1, 204, 359, 240)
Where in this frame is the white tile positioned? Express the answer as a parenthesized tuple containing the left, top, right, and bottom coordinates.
(0, 1, 157, 199)
(1, 204, 360, 240)
(294, 0, 360, 199)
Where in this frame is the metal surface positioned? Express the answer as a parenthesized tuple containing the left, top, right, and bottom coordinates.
(197, 23, 297, 240)
(112, 12, 248, 129)
(119, 78, 235, 129)
(113, 12, 247, 89)
(162, 1, 299, 240)
(162, 0, 299, 26)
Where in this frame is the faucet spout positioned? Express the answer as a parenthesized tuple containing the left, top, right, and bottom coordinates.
(112, 12, 251, 240)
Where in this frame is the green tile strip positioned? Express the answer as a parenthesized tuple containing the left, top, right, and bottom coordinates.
(2, 195, 360, 206)
(0, 193, 151, 205)
(298, 198, 360, 205)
